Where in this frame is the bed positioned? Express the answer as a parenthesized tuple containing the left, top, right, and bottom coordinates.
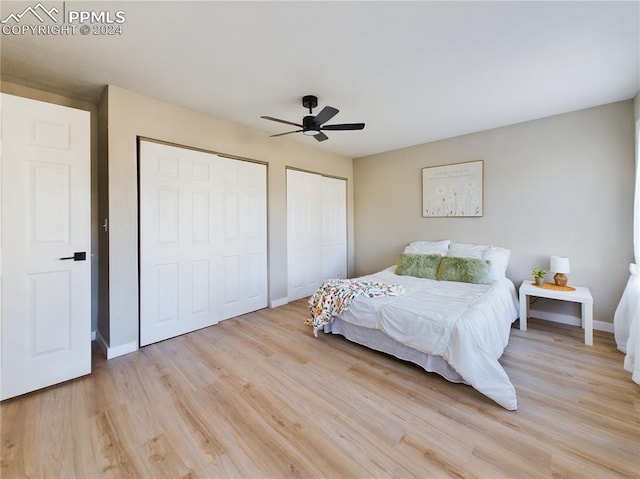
(308, 240, 520, 410)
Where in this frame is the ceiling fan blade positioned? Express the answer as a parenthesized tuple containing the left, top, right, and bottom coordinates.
(270, 129, 303, 137)
(261, 116, 303, 128)
(313, 132, 329, 142)
(313, 106, 339, 126)
(321, 123, 365, 131)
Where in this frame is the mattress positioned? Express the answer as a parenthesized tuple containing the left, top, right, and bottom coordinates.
(320, 267, 520, 410)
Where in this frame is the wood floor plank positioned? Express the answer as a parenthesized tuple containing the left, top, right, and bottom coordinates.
(1, 302, 638, 478)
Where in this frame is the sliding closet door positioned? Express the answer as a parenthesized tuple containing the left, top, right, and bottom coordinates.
(321, 175, 347, 280)
(287, 170, 323, 301)
(287, 169, 347, 301)
(139, 141, 267, 346)
(216, 158, 269, 320)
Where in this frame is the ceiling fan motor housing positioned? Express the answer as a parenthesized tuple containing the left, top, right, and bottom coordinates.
(303, 115, 317, 128)
(302, 115, 320, 135)
(302, 95, 318, 113)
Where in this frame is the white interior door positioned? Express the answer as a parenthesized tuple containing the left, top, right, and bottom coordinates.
(139, 141, 267, 346)
(287, 169, 347, 301)
(1, 93, 91, 400)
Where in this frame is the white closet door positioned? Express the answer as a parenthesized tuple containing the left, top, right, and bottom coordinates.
(1, 94, 91, 400)
(321, 176, 347, 280)
(287, 170, 323, 301)
(287, 169, 347, 301)
(216, 158, 268, 320)
(139, 141, 267, 346)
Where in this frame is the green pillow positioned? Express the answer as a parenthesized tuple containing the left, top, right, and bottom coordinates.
(395, 253, 442, 279)
(437, 256, 491, 284)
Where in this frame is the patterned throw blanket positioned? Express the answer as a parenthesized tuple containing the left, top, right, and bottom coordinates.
(306, 279, 405, 335)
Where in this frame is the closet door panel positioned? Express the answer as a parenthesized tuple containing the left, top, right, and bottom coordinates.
(287, 169, 347, 302)
(217, 158, 268, 320)
(287, 170, 323, 301)
(322, 176, 347, 281)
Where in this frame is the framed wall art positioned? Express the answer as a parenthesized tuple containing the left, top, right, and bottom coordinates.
(422, 160, 483, 217)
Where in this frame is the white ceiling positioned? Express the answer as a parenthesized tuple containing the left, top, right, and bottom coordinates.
(1, 1, 639, 158)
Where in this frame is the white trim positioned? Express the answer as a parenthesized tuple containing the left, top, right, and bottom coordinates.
(106, 341, 138, 359)
(91, 330, 96, 341)
(530, 308, 580, 326)
(95, 330, 138, 359)
(594, 320, 614, 333)
(529, 308, 613, 332)
(270, 297, 289, 308)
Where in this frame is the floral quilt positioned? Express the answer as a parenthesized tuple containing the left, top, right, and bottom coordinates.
(306, 279, 405, 334)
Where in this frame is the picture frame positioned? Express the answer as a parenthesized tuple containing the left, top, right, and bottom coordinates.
(422, 160, 483, 217)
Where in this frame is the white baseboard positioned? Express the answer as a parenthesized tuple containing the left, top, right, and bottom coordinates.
(106, 340, 138, 359)
(530, 308, 580, 326)
(95, 330, 138, 359)
(529, 308, 614, 333)
(594, 320, 614, 333)
(270, 297, 289, 308)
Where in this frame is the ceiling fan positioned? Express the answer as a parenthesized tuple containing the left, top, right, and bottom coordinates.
(261, 95, 365, 142)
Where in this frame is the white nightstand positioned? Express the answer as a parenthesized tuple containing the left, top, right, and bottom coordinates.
(519, 279, 593, 345)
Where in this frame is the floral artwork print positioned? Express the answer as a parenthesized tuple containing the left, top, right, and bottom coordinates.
(306, 279, 405, 335)
(422, 160, 483, 217)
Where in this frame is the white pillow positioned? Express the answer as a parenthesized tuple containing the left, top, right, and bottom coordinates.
(448, 242, 488, 259)
(404, 239, 450, 256)
(448, 242, 510, 282)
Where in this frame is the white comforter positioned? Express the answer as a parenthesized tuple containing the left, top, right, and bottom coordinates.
(336, 267, 520, 410)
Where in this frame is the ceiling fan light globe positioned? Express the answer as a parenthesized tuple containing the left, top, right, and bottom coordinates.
(303, 129, 320, 136)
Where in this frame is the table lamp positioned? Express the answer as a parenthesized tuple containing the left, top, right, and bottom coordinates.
(550, 256, 570, 286)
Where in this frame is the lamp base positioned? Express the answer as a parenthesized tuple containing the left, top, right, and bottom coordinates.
(553, 272, 568, 287)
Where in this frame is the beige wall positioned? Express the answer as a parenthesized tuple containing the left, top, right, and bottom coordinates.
(1, 81, 100, 333)
(353, 101, 635, 324)
(103, 85, 354, 350)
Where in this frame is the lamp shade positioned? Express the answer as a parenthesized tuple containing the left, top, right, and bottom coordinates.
(550, 256, 570, 274)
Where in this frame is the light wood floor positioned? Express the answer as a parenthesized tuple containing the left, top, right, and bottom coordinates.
(1, 300, 639, 478)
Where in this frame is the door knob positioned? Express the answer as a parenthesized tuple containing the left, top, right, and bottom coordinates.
(60, 252, 86, 261)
